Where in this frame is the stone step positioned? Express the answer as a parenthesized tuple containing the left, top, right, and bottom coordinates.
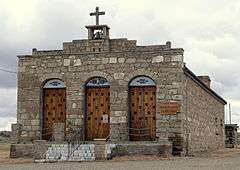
(94, 144, 107, 160)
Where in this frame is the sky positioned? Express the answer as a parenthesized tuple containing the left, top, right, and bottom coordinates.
(0, 0, 240, 130)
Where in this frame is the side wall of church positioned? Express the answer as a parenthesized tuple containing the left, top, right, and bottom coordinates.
(182, 75, 225, 155)
(16, 39, 185, 143)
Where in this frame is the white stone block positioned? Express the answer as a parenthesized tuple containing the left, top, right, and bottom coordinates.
(171, 55, 183, 62)
(114, 111, 125, 116)
(109, 57, 117, 63)
(101, 58, 109, 64)
(118, 58, 125, 63)
(61, 157, 68, 161)
(152, 56, 164, 63)
(119, 116, 127, 123)
(110, 117, 118, 124)
(48, 156, 55, 160)
(126, 58, 136, 63)
(114, 73, 125, 80)
(63, 59, 71, 66)
(35, 159, 46, 163)
(74, 59, 82, 66)
(69, 55, 76, 59)
(187, 117, 192, 122)
(72, 103, 77, 109)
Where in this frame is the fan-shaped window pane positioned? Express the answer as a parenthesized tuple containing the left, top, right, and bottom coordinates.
(43, 79, 66, 89)
(129, 76, 155, 87)
(86, 77, 109, 87)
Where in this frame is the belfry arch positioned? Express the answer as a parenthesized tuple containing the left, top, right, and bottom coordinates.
(85, 77, 110, 140)
(42, 79, 66, 140)
(129, 76, 156, 141)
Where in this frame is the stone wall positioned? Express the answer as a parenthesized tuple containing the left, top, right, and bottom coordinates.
(10, 144, 34, 158)
(15, 35, 226, 156)
(182, 73, 225, 155)
(16, 38, 184, 143)
(115, 142, 172, 157)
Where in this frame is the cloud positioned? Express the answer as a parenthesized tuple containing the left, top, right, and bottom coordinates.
(0, 88, 17, 118)
(0, 117, 16, 131)
(0, 87, 16, 131)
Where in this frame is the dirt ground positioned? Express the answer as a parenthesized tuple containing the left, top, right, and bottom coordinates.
(0, 144, 32, 165)
(1, 144, 240, 170)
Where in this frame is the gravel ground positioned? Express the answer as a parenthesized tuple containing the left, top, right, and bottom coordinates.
(1, 146, 240, 170)
(1, 156, 240, 170)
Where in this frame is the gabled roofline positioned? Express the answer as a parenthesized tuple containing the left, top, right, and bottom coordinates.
(183, 66, 227, 105)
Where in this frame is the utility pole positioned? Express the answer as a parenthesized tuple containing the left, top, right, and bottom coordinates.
(229, 103, 232, 124)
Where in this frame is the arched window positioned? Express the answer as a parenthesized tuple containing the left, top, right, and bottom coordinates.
(43, 79, 66, 89)
(129, 76, 156, 87)
(86, 77, 109, 87)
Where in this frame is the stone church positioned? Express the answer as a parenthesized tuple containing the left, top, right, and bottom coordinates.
(12, 7, 226, 158)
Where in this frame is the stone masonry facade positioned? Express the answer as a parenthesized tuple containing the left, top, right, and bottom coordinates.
(182, 69, 225, 154)
(14, 22, 226, 156)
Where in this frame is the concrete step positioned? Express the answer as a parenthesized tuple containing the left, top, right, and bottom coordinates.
(42, 143, 117, 162)
(45, 144, 95, 162)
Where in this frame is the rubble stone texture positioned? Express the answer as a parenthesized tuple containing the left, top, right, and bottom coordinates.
(14, 22, 226, 156)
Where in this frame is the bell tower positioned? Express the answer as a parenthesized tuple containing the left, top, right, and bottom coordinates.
(86, 7, 110, 40)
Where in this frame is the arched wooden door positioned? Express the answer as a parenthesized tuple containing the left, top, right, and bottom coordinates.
(85, 77, 110, 140)
(42, 79, 66, 140)
(129, 76, 156, 141)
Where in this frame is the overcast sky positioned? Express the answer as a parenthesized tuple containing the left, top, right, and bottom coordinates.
(0, 0, 240, 130)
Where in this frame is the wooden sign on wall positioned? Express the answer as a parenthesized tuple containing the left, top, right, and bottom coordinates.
(159, 102, 181, 115)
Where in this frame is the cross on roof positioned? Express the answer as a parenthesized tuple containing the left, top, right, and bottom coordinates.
(90, 7, 105, 26)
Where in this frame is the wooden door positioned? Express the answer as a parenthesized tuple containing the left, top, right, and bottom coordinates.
(86, 87, 110, 140)
(43, 88, 66, 140)
(129, 86, 156, 141)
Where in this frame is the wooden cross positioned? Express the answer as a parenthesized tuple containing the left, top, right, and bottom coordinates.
(90, 7, 105, 25)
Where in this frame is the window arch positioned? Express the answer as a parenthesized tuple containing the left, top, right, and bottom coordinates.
(129, 76, 156, 87)
(43, 79, 66, 89)
(85, 77, 109, 87)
